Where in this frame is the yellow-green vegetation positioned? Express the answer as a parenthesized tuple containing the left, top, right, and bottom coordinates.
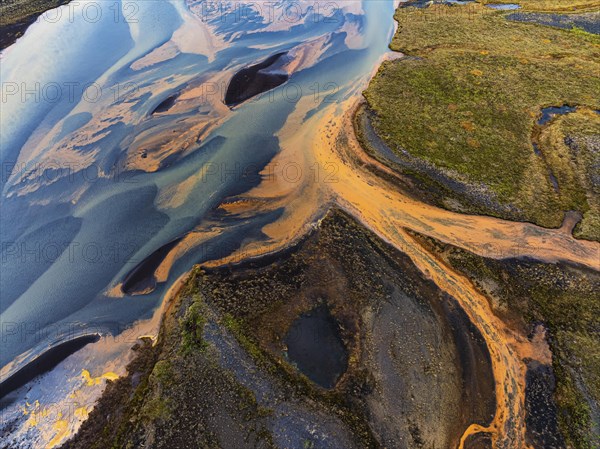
(364, 3, 600, 231)
(412, 231, 600, 448)
(179, 293, 208, 354)
(479, 0, 600, 12)
(140, 360, 174, 422)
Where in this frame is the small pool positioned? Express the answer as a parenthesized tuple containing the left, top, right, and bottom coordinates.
(486, 3, 521, 10)
(285, 305, 348, 389)
(538, 105, 577, 126)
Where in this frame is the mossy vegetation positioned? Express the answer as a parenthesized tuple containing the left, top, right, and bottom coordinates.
(554, 111, 600, 240)
(411, 231, 600, 448)
(198, 217, 388, 447)
(61, 267, 278, 449)
(179, 294, 208, 354)
(364, 3, 600, 232)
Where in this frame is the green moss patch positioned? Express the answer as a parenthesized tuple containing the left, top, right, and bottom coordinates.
(364, 4, 600, 231)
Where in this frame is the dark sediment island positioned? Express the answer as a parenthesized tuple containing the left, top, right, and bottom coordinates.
(121, 238, 183, 295)
(224, 52, 289, 107)
(150, 94, 178, 115)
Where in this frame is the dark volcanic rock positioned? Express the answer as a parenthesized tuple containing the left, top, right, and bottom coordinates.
(525, 360, 566, 449)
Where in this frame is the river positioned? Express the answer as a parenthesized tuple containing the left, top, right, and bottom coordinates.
(0, 0, 396, 446)
(1, 0, 598, 447)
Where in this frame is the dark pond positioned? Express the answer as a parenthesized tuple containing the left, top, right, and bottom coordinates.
(538, 105, 577, 126)
(548, 170, 559, 192)
(224, 52, 289, 107)
(285, 305, 348, 389)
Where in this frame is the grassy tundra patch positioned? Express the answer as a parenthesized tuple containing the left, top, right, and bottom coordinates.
(364, 4, 600, 233)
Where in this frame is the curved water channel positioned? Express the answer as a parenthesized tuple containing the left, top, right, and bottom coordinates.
(0, 0, 598, 447)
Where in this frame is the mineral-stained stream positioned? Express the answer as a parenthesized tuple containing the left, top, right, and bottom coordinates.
(0, 0, 598, 447)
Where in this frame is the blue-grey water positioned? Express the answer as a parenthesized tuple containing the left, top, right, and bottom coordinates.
(0, 0, 396, 408)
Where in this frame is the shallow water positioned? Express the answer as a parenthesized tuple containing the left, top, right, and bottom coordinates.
(0, 0, 395, 381)
(1, 1, 599, 447)
(0, 0, 396, 444)
(538, 105, 577, 126)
